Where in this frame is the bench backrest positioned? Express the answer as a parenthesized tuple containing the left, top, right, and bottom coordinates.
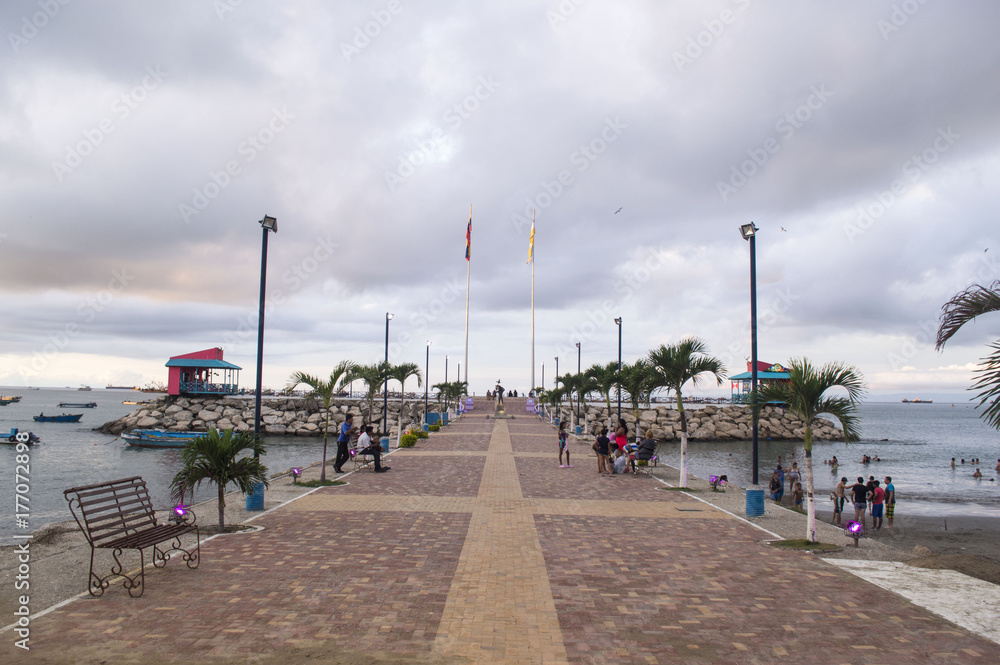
(64, 476, 160, 547)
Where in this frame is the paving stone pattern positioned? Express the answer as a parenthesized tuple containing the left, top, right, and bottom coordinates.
(9, 406, 1000, 664)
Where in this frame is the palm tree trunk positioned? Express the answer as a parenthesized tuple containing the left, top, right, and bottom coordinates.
(676, 390, 688, 488)
(217, 485, 226, 532)
(804, 428, 817, 542)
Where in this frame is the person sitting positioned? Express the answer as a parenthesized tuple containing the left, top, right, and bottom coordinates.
(628, 430, 657, 472)
(357, 425, 390, 473)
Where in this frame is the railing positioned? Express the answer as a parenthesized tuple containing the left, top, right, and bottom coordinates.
(179, 381, 238, 395)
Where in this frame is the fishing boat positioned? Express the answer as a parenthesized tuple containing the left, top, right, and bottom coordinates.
(122, 400, 154, 405)
(2, 428, 40, 445)
(0, 395, 22, 404)
(58, 402, 97, 408)
(33, 413, 84, 423)
(122, 429, 198, 448)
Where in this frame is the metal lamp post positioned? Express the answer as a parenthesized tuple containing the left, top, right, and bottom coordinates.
(614, 317, 622, 424)
(248, 214, 276, 511)
(424, 341, 431, 426)
(382, 313, 393, 441)
(741, 222, 763, 517)
(575, 342, 581, 432)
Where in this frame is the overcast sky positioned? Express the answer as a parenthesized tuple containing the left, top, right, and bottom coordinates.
(2, 1, 999, 400)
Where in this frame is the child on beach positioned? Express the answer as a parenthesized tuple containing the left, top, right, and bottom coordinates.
(595, 427, 611, 475)
(792, 482, 803, 509)
(558, 421, 571, 468)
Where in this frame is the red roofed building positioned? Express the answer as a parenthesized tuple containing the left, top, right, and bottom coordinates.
(165, 347, 242, 396)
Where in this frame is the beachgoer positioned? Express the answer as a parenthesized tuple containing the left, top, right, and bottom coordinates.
(870, 480, 885, 529)
(614, 419, 628, 462)
(334, 414, 357, 473)
(832, 455, 839, 466)
(775, 465, 785, 502)
(558, 421, 571, 468)
(596, 427, 611, 475)
(633, 430, 657, 468)
(789, 462, 801, 490)
(849, 476, 868, 527)
(973, 468, 982, 479)
(951, 458, 956, 469)
(883, 476, 895, 528)
(792, 482, 803, 509)
(769, 471, 782, 502)
(995, 459, 1000, 472)
(833, 477, 847, 526)
(866, 475, 876, 514)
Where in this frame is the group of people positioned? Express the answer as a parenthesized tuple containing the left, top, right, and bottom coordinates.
(950, 457, 1000, 480)
(332, 414, 390, 473)
(567, 418, 656, 476)
(832, 475, 894, 529)
(768, 459, 804, 508)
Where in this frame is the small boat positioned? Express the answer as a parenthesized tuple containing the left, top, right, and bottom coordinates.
(58, 402, 97, 408)
(33, 413, 84, 423)
(122, 429, 198, 448)
(2, 428, 40, 445)
(106, 385, 138, 390)
(122, 400, 154, 405)
(78, 385, 92, 391)
(0, 395, 22, 404)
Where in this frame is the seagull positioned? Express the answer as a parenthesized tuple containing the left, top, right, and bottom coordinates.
(614, 207, 622, 214)
(780, 226, 787, 232)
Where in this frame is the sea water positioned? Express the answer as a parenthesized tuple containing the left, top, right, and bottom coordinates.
(0, 388, 341, 544)
(656, 401, 1000, 518)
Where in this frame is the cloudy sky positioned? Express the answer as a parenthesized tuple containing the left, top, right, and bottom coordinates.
(2, 1, 999, 400)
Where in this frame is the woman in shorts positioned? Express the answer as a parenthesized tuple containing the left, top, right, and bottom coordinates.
(558, 421, 571, 468)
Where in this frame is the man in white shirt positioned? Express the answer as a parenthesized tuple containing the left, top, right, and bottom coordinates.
(358, 425, 389, 472)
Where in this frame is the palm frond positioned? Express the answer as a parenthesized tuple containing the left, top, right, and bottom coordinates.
(936, 280, 1000, 349)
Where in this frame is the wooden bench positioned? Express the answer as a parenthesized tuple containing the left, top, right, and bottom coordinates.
(64, 476, 200, 598)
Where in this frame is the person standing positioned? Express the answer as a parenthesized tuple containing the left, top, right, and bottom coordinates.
(870, 480, 885, 529)
(792, 482, 804, 510)
(849, 476, 869, 528)
(775, 465, 785, 503)
(595, 427, 611, 476)
(769, 470, 782, 502)
(883, 476, 895, 528)
(333, 414, 357, 474)
(558, 420, 572, 468)
(788, 462, 801, 493)
(833, 476, 848, 526)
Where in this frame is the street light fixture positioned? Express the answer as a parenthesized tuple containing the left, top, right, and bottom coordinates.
(383, 312, 393, 440)
(575, 342, 581, 425)
(741, 222, 761, 494)
(614, 317, 622, 424)
(249, 214, 277, 511)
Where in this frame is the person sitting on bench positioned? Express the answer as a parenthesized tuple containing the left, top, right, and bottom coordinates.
(358, 425, 390, 472)
(628, 429, 657, 472)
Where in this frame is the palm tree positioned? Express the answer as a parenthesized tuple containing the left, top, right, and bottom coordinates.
(619, 360, 657, 440)
(556, 372, 589, 431)
(170, 428, 268, 532)
(347, 362, 392, 427)
(432, 380, 467, 414)
(648, 338, 727, 488)
(288, 360, 355, 482)
(753, 358, 865, 542)
(586, 361, 621, 429)
(390, 362, 422, 445)
(936, 281, 1000, 428)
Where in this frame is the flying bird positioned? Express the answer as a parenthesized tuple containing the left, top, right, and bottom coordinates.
(780, 226, 787, 232)
(614, 207, 622, 214)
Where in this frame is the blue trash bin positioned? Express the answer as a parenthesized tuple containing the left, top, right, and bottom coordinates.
(746, 488, 765, 517)
(380, 437, 389, 452)
(443, 413, 449, 425)
(575, 425, 582, 436)
(425, 412, 441, 426)
(245, 480, 265, 511)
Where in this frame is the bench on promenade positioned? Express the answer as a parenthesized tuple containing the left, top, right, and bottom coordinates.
(64, 476, 200, 598)
(351, 447, 376, 471)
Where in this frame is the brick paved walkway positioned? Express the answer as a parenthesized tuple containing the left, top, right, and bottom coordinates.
(8, 408, 1000, 664)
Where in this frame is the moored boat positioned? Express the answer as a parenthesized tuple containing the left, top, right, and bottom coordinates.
(0, 395, 22, 404)
(2, 428, 40, 445)
(33, 413, 84, 423)
(122, 429, 198, 448)
(58, 402, 97, 408)
(122, 400, 154, 405)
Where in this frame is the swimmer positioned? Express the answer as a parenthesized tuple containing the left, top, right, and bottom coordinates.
(973, 468, 982, 479)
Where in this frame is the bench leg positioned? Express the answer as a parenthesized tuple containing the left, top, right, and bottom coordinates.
(154, 532, 200, 570)
(94, 547, 145, 598)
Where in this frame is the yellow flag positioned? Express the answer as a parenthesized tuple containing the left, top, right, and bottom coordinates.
(527, 219, 535, 264)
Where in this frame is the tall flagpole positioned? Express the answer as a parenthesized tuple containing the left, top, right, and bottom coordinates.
(464, 205, 471, 388)
(529, 209, 535, 393)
